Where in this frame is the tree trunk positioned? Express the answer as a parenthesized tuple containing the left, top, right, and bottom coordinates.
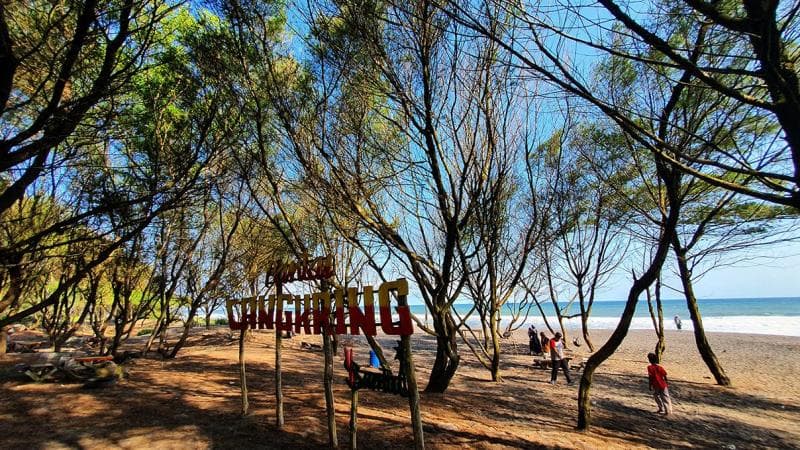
(580, 311, 594, 352)
(239, 326, 249, 416)
(108, 317, 125, 357)
(323, 331, 338, 448)
(490, 309, 501, 382)
(556, 314, 568, 348)
(167, 303, 200, 358)
(320, 279, 338, 448)
(577, 175, 680, 430)
(275, 281, 284, 428)
(646, 278, 666, 359)
(578, 286, 595, 352)
(577, 278, 655, 429)
(533, 297, 556, 333)
(673, 245, 731, 386)
(424, 311, 460, 393)
(654, 278, 665, 359)
(143, 315, 164, 355)
(0, 326, 7, 356)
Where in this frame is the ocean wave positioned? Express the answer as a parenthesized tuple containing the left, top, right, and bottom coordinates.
(489, 315, 800, 337)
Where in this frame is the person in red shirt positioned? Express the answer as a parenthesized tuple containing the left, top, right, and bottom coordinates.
(647, 352, 673, 415)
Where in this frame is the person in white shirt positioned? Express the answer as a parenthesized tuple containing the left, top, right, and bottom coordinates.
(548, 332, 573, 385)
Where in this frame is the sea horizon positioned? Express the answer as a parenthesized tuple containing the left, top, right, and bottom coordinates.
(410, 296, 800, 337)
(213, 296, 800, 337)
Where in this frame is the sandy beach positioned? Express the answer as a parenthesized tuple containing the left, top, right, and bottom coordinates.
(1, 326, 798, 449)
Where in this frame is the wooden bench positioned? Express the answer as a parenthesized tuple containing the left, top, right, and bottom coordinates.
(534, 357, 575, 370)
(21, 355, 114, 382)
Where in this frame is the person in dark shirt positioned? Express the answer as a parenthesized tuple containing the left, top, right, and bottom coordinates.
(528, 325, 543, 355)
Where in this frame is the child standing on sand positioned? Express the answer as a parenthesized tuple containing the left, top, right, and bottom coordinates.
(647, 352, 673, 415)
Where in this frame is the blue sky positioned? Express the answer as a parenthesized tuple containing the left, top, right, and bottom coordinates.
(595, 242, 800, 301)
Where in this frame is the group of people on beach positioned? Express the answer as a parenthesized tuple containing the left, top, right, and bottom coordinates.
(528, 324, 673, 416)
(528, 325, 573, 385)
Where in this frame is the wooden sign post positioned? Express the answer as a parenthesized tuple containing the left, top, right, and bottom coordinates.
(398, 290, 424, 450)
(340, 280, 424, 450)
(226, 276, 424, 449)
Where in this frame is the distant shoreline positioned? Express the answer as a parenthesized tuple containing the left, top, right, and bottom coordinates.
(511, 315, 800, 337)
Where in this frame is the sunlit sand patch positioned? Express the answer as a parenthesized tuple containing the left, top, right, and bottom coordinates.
(73, 426, 210, 450)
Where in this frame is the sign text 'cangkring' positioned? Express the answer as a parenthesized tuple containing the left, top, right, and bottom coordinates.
(226, 279, 413, 336)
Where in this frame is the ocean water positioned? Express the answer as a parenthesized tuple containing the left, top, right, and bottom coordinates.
(408, 297, 800, 337)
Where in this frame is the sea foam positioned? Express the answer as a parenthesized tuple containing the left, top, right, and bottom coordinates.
(508, 315, 800, 337)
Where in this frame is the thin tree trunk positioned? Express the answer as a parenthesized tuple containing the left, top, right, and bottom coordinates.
(239, 326, 249, 416)
(533, 296, 555, 333)
(577, 274, 658, 429)
(555, 313, 568, 347)
(673, 245, 731, 386)
(0, 326, 7, 356)
(580, 309, 594, 352)
(545, 260, 568, 341)
(275, 281, 284, 428)
(578, 285, 595, 352)
(323, 330, 338, 448)
(490, 308, 501, 381)
(655, 278, 665, 359)
(646, 277, 666, 358)
(580, 290, 594, 353)
(320, 279, 338, 448)
(143, 315, 164, 355)
(167, 304, 200, 358)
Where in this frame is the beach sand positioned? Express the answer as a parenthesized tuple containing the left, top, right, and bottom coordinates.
(1, 326, 798, 449)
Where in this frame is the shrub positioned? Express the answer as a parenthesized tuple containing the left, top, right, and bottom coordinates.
(214, 317, 229, 326)
(136, 328, 153, 336)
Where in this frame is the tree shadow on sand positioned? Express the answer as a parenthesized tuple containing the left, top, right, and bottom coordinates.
(588, 373, 799, 449)
(2, 340, 798, 449)
(0, 355, 331, 449)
